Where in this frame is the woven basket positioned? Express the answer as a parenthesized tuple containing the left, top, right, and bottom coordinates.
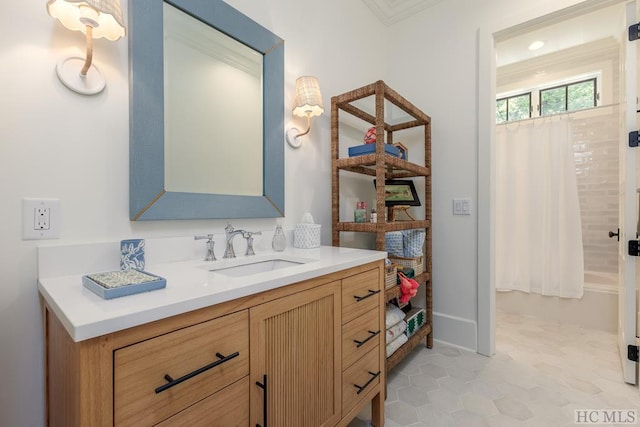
(404, 307, 426, 338)
(385, 263, 397, 289)
(389, 255, 424, 276)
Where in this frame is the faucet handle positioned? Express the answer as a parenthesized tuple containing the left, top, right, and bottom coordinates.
(194, 234, 216, 261)
(242, 231, 262, 256)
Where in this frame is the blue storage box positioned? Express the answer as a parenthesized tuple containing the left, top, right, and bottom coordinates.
(348, 143, 400, 158)
(83, 269, 166, 299)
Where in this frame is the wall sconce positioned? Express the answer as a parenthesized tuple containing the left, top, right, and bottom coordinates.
(286, 76, 324, 148)
(47, 0, 126, 95)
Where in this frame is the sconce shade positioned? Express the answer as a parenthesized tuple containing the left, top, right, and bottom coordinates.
(47, 0, 126, 40)
(292, 76, 324, 118)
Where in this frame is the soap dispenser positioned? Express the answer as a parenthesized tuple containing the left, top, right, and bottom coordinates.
(272, 221, 287, 252)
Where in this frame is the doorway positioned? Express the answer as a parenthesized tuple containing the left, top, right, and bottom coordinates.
(478, 0, 637, 385)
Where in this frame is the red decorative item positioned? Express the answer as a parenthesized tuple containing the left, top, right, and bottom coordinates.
(398, 272, 419, 304)
(363, 126, 376, 144)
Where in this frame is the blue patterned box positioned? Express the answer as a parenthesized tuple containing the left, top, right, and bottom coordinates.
(402, 229, 425, 258)
(385, 231, 404, 257)
(83, 269, 166, 299)
(121, 239, 145, 270)
(348, 144, 400, 158)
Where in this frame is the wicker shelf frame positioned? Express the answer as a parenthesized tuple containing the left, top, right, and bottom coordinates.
(330, 80, 433, 374)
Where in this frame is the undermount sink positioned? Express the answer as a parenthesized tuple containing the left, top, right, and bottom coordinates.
(206, 257, 309, 278)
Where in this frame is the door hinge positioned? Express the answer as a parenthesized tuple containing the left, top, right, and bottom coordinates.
(628, 345, 639, 362)
(630, 23, 640, 41)
(629, 131, 639, 147)
(628, 240, 640, 256)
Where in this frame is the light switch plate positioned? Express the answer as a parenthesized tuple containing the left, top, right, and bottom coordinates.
(453, 198, 471, 215)
(23, 198, 61, 240)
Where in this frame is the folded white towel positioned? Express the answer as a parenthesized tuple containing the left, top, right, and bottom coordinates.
(386, 304, 405, 329)
(386, 320, 407, 343)
(386, 333, 408, 358)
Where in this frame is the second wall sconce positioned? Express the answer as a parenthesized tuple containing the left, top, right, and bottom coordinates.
(47, 0, 126, 95)
(286, 76, 324, 148)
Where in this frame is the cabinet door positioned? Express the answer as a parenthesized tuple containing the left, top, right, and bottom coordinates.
(250, 281, 342, 427)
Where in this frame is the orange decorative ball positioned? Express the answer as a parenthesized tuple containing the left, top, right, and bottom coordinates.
(364, 127, 376, 144)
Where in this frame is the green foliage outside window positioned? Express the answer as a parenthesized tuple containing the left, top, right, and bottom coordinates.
(496, 93, 531, 124)
(508, 94, 531, 121)
(541, 78, 596, 116)
(496, 99, 507, 124)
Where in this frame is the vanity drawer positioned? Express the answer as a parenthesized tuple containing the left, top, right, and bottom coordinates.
(342, 307, 381, 369)
(342, 269, 381, 324)
(114, 310, 249, 426)
(155, 377, 249, 427)
(342, 347, 381, 416)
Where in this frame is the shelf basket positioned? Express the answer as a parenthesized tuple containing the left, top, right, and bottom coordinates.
(385, 263, 397, 289)
(388, 255, 424, 276)
(404, 307, 427, 338)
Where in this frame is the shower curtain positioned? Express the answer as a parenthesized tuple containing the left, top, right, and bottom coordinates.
(496, 116, 584, 298)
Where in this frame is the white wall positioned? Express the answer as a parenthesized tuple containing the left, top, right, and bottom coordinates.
(0, 1, 387, 425)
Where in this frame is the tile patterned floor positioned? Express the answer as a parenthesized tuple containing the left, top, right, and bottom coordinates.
(350, 310, 640, 426)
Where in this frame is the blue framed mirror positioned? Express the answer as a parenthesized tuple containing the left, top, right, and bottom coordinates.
(129, 0, 284, 220)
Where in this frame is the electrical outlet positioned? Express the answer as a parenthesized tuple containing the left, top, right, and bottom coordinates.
(23, 198, 60, 240)
(34, 207, 50, 230)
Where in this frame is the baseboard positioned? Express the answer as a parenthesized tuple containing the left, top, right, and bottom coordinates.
(433, 311, 478, 351)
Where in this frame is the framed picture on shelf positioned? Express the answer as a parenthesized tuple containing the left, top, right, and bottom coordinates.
(373, 179, 421, 207)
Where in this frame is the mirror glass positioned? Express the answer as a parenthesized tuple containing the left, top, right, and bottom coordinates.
(163, 3, 263, 196)
(129, 0, 284, 220)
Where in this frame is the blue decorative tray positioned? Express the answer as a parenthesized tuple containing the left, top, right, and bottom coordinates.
(82, 269, 166, 299)
(348, 144, 400, 158)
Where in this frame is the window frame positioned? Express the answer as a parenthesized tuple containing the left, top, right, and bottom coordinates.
(539, 77, 597, 117)
(496, 91, 532, 123)
(496, 73, 600, 123)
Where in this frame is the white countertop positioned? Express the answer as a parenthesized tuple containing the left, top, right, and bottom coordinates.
(38, 245, 385, 342)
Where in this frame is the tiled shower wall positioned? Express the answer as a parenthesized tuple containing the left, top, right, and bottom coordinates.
(572, 106, 619, 274)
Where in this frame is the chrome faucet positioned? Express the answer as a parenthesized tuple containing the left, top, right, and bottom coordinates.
(242, 231, 262, 256)
(194, 234, 216, 261)
(224, 223, 246, 259)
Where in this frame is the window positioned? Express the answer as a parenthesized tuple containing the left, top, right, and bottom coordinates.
(496, 92, 531, 124)
(540, 78, 596, 116)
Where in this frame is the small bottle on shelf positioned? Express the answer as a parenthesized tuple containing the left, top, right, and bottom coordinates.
(354, 201, 367, 223)
(370, 207, 377, 223)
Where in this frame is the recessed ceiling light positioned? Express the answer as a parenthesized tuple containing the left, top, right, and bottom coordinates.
(528, 40, 545, 51)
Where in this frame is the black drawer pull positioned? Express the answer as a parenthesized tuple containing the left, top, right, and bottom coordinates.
(155, 351, 240, 394)
(353, 330, 381, 348)
(353, 289, 380, 302)
(354, 370, 381, 395)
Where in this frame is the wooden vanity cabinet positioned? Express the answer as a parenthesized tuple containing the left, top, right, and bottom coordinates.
(43, 261, 385, 427)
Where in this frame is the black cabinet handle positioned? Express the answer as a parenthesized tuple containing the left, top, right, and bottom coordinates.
(155, 351, 239, 394)
(353, 289, 380, 302)
(354, 370, 381, 395)
(353, 330, 381, 348)
(256, 374, 267, 427)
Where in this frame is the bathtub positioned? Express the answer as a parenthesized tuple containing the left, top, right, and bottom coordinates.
(496, 271, 618, 332)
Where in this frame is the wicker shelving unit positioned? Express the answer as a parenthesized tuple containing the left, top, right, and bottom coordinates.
(331, 80, 433, 373)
